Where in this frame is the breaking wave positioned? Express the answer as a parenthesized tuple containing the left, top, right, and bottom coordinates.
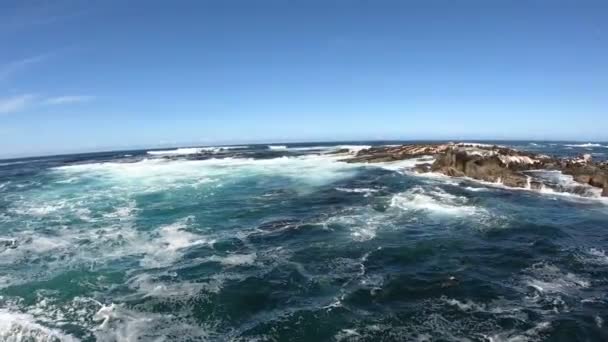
(564, 143, 606, 148)
(390, 186, 483, 217)
(147, 145, 248, 155)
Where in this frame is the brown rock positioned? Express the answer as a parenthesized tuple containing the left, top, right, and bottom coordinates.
(530, 180, 543, 190)
(501, 173, 529, 188)
(344, 142, 608, 196)
(413, 163, 432, 173)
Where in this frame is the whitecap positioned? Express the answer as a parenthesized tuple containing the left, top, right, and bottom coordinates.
(376, 156, 435, 171)
(564, 143, 605, 148)
(523, 262, 589, 295)
(147, 145, 248, 156)
(53, 154, 361, 192)
(207, 253, 257, 266)
(127, 273, 206, 299)
(576, 248, 608, 266)
(335, 187, 379, 194)
(338, 145, 371, 151)
(0, 308, 80, 342)
(322, 207, 387, 241)
(93, 303, 214, 341)
(267, 145, 287, 150)
(390, 186, 482, 217)
(140, 217, 213, 268)
(147, 147, 205, 155)
(484, 321, 552, 342)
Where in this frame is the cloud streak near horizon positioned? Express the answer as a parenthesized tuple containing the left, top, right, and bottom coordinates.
(0, 54, 49, 83)
(44, 95, 95, 105)
(0, 94, 37, 114)
(0, 94, 94, 114)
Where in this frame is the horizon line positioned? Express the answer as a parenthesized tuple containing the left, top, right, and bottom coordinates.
(1, 138, 607, 161)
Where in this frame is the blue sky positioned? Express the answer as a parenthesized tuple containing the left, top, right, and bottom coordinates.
(1, 0, 607, 157)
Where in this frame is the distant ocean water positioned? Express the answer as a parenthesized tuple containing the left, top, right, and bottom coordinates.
(1, 141, 608, 341)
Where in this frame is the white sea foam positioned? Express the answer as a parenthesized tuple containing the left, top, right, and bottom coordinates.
(208, 253, 257, 266)
(140, 217, 213, 268)
(576, 248, 608, 266)
(335, 187, 379, 194)
(412, 170, 608, 203)
(463, 186, 493, 192)
(147, 147, 204, 155)
(323, 207, 387, 241)
(288, 146, 331, 151)
(457, 142, 502, 148)
(93, 303, 213, 341)
(147, 145, 248, 156)
(523, 262, 589, 295)
(0, 213, 211, 288)
(336, 145, 372, 152)
(0, 160, 40, 167)
(127, 273, 206, 299)
(377, 156, 435, 171)
(53, 154, 360, 192)
(0, 309, 80, 342)
(564, 143, 605, 148)
(390, 186, 482, 217)
(268, 145, 287, 150)
(286, 144, 370, 153)
(484, 321, 552, 342)
(526, 170, 604, 198)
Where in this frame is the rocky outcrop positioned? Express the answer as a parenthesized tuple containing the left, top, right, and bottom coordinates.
(345, 144, 452, 163)
(345, 143, 608, 197)
(430, 146, 543, 188)
(561, 161, 608, 191)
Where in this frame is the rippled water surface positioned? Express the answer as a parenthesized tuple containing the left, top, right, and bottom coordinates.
(1, 141, 607, 341)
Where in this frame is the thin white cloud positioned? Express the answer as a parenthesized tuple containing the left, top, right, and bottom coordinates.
(44, 95, 94, 105)
(0, 54, 48, 82)
(0, 94, 95, 115)
(0, 94, 36, 114)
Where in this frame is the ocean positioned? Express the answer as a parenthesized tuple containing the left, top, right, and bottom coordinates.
(0, 141, 607, 341)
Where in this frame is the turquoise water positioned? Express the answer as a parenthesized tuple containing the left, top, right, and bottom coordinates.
(1, 142, 608, 341)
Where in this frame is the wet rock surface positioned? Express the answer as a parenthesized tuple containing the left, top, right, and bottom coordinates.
(346, 143, 608, 196)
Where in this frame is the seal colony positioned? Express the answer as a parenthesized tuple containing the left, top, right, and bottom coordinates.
(345, 143, 608, 197)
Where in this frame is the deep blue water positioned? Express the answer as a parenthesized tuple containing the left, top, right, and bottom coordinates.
(0, 141, 607, 341)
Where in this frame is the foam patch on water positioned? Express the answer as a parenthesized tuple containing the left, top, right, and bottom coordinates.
(268, 144, 370, 153)
(335, 187, 379, 196)
(420, 170, 608, 203)
(333, 293, 553, 342)
(323, 207, 388, 241)
(375, 156, 435, 171)
(53, 154, 361, 192)
(139, 217, 213, 268)
(336, 145, 372, 153)
(580, 248, 608, 265)
(127, 273, 207, 299)
(0, 213, 212, 288)
(267, 145, 287, 150)
(390, 186, 482, 217)
(93, 303, 214, 341)
(0, 308, 80, 342)
(207, 253, 257, 267)
(483, 322, 552, 342)
(147, 145, 248, 155)
(522, 262, 590, 299)
(564, 143, 606, 148)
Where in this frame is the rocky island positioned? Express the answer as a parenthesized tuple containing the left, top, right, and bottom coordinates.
(345, 143, 608, 197)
